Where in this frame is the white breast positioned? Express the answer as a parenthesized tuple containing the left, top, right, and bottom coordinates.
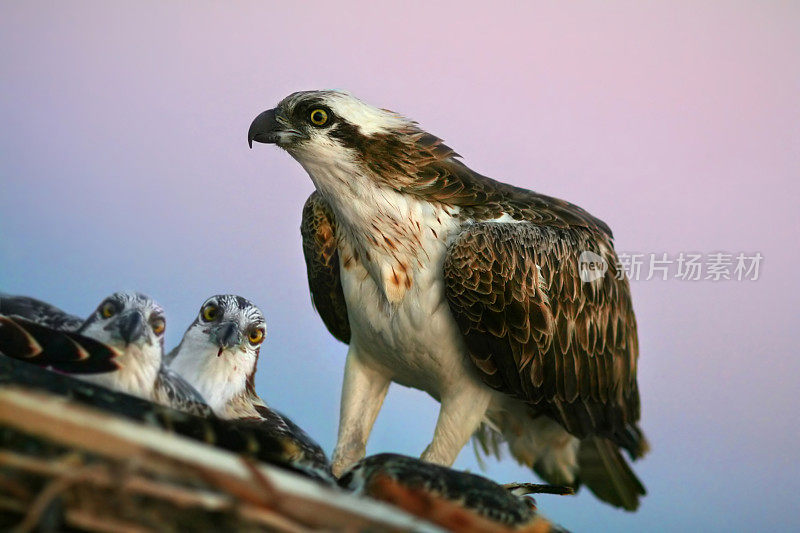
(168, 336, 256, 417)
(334, 190, 482, 396)
(298, 152, 489, 397)
(79, 345, 161, 401)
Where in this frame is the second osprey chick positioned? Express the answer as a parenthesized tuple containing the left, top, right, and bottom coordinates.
(168, 295, 330, 473)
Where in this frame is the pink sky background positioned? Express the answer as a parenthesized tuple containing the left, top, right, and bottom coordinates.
(1, 2, 798, 530)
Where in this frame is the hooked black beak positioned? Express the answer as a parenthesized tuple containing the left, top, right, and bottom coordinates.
(117, 311, 145, 345)
(211, 321, 241, 355)
(248, 108, 281, 148)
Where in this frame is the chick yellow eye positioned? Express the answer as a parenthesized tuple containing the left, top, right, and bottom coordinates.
(101, 302, 116, 319)
(309, 108, 328, 126)
(248, 328, 265, 345)
(201, 304, 219, 322)
(151, 317, 166, 335)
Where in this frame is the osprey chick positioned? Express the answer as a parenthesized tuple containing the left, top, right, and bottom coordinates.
(168, 295, 330, 473)
(249, 91, 647, 509)
(0, 292, 208, 415)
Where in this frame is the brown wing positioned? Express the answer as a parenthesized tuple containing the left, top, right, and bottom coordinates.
(300, 192, 350, 344)
(444, 222, 644, 457)
(352, 127, 614, 237)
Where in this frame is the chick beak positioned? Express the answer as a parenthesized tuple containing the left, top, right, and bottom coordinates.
(117, 311, 145, 346)
(212, 321, 240, 356)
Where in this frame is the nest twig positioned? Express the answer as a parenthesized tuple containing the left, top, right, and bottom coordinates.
(0, 387, 439, 532)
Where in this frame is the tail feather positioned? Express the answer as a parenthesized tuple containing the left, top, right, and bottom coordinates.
(622, 423, 651, 459)
(0, 315, 120, 374)
(577, 436, 646, 511)
(475, 408, 649, 511)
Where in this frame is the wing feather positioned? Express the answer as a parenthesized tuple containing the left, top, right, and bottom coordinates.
(444, 222, 644, 457)
(153, 366, 212, 417)
(0, 315, 120, 374)
(0, 294, 83, 332)
(300, 192, 350, 344)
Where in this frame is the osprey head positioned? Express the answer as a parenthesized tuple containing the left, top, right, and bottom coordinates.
(78, 292, 166, 352)
(248, 90, 414, 162)
(186, 294, 265, 358)
(169, 295, 266, 413)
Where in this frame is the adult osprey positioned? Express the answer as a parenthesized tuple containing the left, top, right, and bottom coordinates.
(249, 91, 647, 509)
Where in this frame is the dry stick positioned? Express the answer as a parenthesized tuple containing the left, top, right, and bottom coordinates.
(189, 460, 312, 533)
(14, 467, 80, 533)
(0, 449, 307, 531)
(6, 447, 295, 532)
(0, 471, 32, 500)
(0, 495, 28, 514)
(242, 456, 281, 503)
(237, 458, 315, 533)
(1, 436, 322, 532)
(64, 509, 152, 533)
(235, 506, 312, 533)
(0, 450, 231, 510)
(0, 388, 438, 532)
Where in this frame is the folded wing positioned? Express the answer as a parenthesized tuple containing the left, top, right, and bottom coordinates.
(443, 222, 643, 456)
(300, 192, 350, 344)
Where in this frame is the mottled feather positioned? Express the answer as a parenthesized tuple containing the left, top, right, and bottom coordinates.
(0, 294, 84, 332)
(252, 405, 331, 475)
(444, 222, 643, 457)
(340, 453, 558, 529)
(300, 192, 351, 344)
(153, 365, 212, 417)
(341, 128, 613, 237)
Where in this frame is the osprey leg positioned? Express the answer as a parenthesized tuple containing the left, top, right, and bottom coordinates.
(332, 347, 390, 477)
(421, 385, 492, 466)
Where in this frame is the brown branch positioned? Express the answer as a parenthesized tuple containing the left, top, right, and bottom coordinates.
(0, 389, 430, 531)
(64, 510, 153, 533)
(15, 467, 80, 533)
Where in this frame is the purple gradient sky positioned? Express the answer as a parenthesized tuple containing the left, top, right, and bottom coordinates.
(1, 2, 798, 530)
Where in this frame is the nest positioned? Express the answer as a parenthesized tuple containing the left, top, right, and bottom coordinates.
(0, 386, 443, 532)
(0, 386, 562, 532)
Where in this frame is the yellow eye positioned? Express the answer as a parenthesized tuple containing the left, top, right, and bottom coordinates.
(202, 304, 219, 322)
(101, 302, 116, 318)
(248, 328, 265, 345)
(151, 316, 166, 335)
(309, 108, 328, 126)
